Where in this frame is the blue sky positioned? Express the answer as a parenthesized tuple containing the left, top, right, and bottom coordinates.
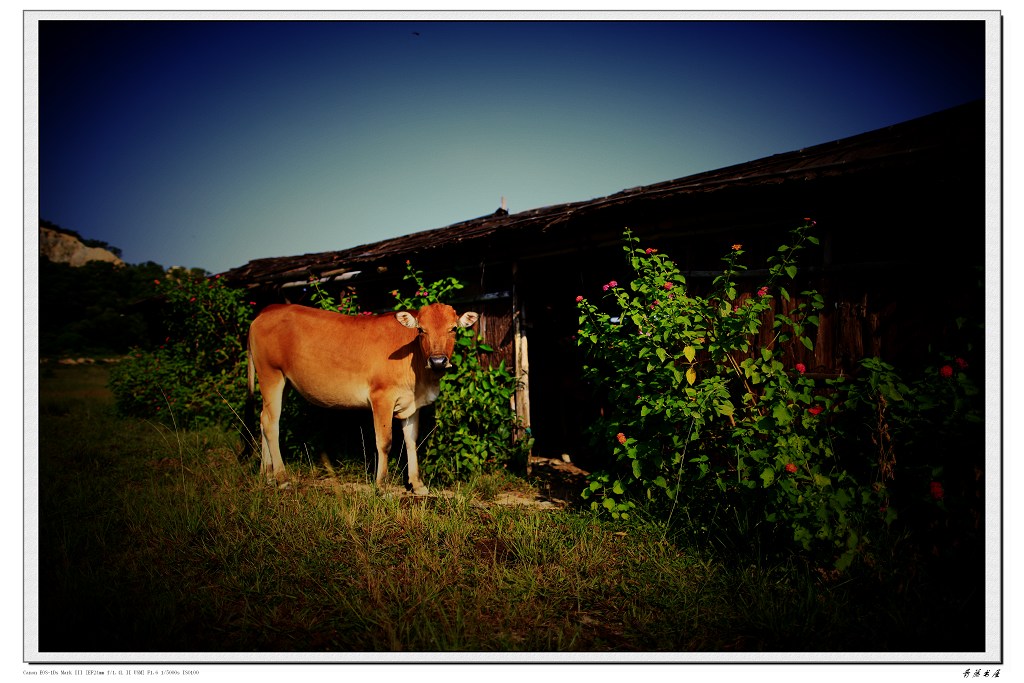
(35, 17, 988, 274)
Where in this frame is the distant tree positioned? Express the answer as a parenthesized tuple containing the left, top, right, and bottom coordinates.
(38, 258, 166, 357)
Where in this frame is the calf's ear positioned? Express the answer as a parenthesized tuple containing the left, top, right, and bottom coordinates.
(459, 312, 479, 328)
(396, 311, 419, 329)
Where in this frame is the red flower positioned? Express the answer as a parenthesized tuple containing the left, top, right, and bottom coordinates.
(731, 244, 743, 251)
(645, 247, 656, 255)
(785, 463, 798, 474)
(616, 432, 627, 445)
(609, 280, 618, 288)
(189, 297, 197, 303)
(757, 286, 769, 297)
(663, 282, 673, 290)
(939, 365, 954, 378)
(575, 295, 584, 303)
(808, 405, 823, 416)
(795, 363, 806, 374)
(930, 481, 945, 500)
(955, 357, 968, 370)
(153, 279, 160, 285)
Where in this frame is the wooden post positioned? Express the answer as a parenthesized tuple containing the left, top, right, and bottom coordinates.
(512, 262, 533, 474)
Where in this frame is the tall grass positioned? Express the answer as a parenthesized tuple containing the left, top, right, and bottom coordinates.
(34, 365, 983, 654)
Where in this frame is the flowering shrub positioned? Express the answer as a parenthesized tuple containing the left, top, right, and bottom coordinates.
(109, 272, 254, 428)
(576, 222, 983, 571)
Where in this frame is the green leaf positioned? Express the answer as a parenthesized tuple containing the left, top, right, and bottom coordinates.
(835, 548, 857, 571)
(772, 403, 792, 424)
(881, 383, 904, 401)
(801, 336, 814, 351)
(683, 345, 696, 362)
(785, 265, 798, 279)
(612, 480, 626, 495)
(760, 468, 775, 487)
(685, 367, 697, 386)
(656, 347, 668, 363)
(793, 525, 813, 550)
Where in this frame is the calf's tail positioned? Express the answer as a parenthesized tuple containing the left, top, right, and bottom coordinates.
(240, 336, 259, 460)
(247, 346, 256, 396)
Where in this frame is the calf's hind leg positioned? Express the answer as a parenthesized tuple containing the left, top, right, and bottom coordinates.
(370, 395, 395, 491)
(258, 375, 290, 487)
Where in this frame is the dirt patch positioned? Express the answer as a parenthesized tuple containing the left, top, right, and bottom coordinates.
(298, 455, 590, 511)
(526, 455, 591, 508)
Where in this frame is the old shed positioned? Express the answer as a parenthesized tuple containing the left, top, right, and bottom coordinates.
(222, 100, 986, 469)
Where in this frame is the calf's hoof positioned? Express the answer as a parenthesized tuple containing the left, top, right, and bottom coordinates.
(409, 483, 429, 497)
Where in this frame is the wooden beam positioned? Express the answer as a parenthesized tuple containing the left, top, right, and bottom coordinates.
(511, 262, 533, 474)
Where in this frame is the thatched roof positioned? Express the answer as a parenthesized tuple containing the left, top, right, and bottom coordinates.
(221, 99, 983, 287)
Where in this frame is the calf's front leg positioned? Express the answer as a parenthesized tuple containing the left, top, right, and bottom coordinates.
(401, 413, 428, 496)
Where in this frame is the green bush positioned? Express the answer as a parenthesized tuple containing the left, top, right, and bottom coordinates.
(576, 222, 983, 571)
(389, 263, 532, 483)
(304, 265, 531, 484)
(109, 272, 254, 429)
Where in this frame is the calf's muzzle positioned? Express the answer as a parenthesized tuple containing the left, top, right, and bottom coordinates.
(428, 355, 452, 371)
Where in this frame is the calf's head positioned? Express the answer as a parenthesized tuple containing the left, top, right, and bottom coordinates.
(396, 303, 479, 371)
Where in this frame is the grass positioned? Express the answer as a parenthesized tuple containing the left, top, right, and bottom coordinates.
(33, 364, 985, 655)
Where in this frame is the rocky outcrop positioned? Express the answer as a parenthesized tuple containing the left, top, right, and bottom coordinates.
(40, 226, 124, 267)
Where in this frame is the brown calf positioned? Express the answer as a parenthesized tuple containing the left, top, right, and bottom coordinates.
(246, 303, 478, 494)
